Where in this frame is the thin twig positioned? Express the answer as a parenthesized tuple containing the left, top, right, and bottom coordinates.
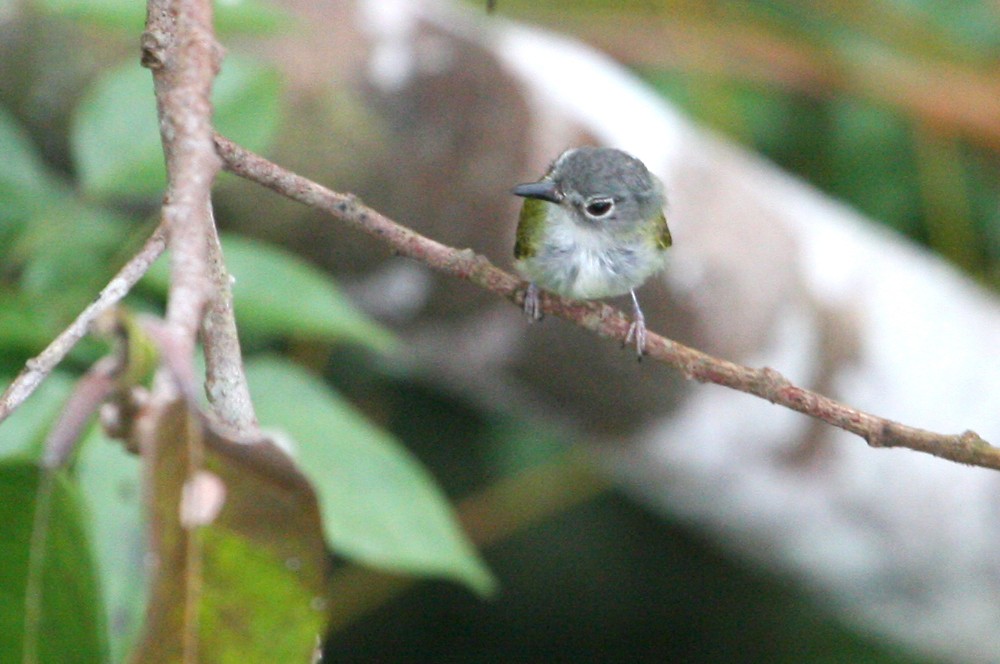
(201, 210, 257, 431)
(213, 133, 999, 472)
(0, 226, 166, 426)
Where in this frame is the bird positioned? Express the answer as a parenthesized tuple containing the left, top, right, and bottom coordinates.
(512, 146, 671, 357)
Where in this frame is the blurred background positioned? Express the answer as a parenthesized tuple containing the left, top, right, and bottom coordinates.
(1, 0, 998, 661)
(502, 0, 1000, 286)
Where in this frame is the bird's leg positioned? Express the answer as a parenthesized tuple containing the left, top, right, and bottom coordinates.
(624, 289, 647, 358)
(522, 282, 543, 321)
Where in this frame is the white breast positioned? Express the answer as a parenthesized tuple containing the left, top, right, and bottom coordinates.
(517, 205, 666, 299)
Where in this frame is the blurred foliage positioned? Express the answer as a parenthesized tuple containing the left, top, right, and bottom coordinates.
(72, 56, 281, 199)
(497, 0, 1000, 288)
(35, 0, 289, 34)
(143, 234, 397, 350)
(245, 356, 495, 595)
(0, 0, 994, 662)
(0, 0, 491, 661)
(0, 462, 107, 663)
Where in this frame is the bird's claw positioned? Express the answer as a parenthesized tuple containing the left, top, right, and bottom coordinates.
(624, 318, 647, 360)
(522, 282, 543, 321)
(624, 289, 647, 360)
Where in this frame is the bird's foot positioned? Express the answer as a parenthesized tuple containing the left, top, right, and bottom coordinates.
(522, 282, 543, 322)
(624, 318, 647, 360)
(623, 289, 647, 360)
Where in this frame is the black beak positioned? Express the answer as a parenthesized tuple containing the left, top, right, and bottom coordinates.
(512, 180, 563, 203)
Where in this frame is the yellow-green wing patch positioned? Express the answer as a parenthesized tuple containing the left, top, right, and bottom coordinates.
(514, 199, 547, 259)
(655, 211, 672, 250)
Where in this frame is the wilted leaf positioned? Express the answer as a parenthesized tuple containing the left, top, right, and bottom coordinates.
(246, 356, 497, 596)
(130, 397, 328, 663)
(0, 461, 107, 663)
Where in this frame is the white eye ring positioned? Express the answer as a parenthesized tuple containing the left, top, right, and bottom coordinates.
(584, 198, 614, 218)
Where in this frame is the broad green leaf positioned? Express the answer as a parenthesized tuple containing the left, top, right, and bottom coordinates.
(143, 234, 395, 351)
(35, 0, 144, 30)
(0, 461, 107, 663)
(38, 0, 290, 34)
(214, 0, 292, 35)
(222, 234, 395, 350)
(246, 356, 496, 596)
(0, 291, 67, 363)
(72, 55, 281, 199)
(70, 61, 161, 199)
(76, 428, 146, 663)
(131, 398, 327, 663)
(0, 107, 67, 228)
(212, 55, 282, 149)
(0, 372, 75, 461)
(13, 201, 132, 303)
(2, 202, 137, 360)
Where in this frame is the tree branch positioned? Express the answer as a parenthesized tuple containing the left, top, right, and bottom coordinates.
(143, 0, 220, 347)
(0, 226, 167, 426)
(0, 0, 252, 432)
(213, 133, 999, 471)
(143, 0, 256, 430)
(139, 4, 222, 660)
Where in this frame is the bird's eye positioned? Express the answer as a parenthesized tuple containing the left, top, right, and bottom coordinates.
(585, 198, 614, 217)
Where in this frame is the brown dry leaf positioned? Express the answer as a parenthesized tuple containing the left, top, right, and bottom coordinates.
(130, 397, 328, 663)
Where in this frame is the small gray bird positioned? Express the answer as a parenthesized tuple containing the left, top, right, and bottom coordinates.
(512, 146, 672, 356)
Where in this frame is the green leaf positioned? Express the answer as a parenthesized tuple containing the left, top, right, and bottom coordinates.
(72, 55, 281, 199)
(35, 0, 144, 30)
(37, 0, 291, 34)
(212, 55, 282, 148)
(223, 234, 395, 350)
(0, 461, 108, 663)
(143, 234, 395, 350)
(0, 107, 67, 228)
(0, 292, 65, 363)
(70, 60, 160, 199)
(214, 0, 292, 35)
(12, 201, 131, 301)
(76, 428, 146, 663)
(0, 372, 76, 461)
(246, 356, 496, 596)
